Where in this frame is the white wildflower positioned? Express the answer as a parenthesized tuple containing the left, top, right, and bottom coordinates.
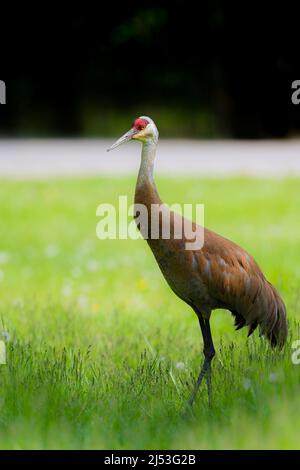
(2, 331, 10, 342)
(269, 372, 279, 383)
(77, 295, 88, 309)
(0, 252, 9, 264)
(243, 378, 252, 390)
(86, 260, 99, 272)
(45, 244, 59, 258)
(175, 362, 185, 370)
(72, 267, 82, 278)
(62, 285, 72, 297)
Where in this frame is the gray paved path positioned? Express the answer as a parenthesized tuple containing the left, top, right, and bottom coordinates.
(0, 139, 299, 178)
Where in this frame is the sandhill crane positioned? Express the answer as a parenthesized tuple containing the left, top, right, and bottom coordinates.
(108, 116, 288, 405)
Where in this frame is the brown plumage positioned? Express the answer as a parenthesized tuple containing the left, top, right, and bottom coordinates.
(108, 116, 288, 405)
(135, 179, 287, 346)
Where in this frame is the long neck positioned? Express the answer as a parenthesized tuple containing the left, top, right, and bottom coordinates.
(135, 140, 161, 205)
(137, 141, 156, 185)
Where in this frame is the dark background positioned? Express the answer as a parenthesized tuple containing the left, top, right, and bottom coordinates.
(1, 1, 299, 138)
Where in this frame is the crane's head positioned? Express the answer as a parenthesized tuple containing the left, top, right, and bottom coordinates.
(107, 116, 159, 152)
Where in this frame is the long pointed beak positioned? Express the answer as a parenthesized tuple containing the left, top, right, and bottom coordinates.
(107, 128, 136, 152)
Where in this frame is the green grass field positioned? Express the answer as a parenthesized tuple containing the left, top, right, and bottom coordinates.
(0, 176, 299, 449)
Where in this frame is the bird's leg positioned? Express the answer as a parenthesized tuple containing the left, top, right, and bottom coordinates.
(205, 361, 213, 407)
(188, 316, 215, 407)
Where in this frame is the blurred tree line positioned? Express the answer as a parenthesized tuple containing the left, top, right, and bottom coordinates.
(0, 1, 299, 138)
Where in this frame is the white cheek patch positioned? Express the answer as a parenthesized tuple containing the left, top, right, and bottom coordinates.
(134, 126, 150, 140)
(144, 125, 152, 137)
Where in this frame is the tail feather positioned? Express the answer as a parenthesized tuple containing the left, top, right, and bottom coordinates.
(247, 320, 258, 337)
(262, 282, 288, 348)
(231, 281, 288, 348)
